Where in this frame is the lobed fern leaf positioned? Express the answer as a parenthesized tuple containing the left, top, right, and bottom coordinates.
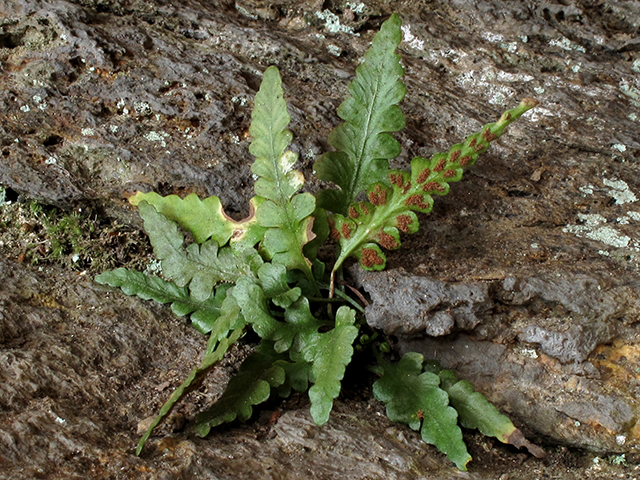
(129, 191, 267, 248)
(275, 358, 312, 398)
(249, 66, 318, 288)
(138, 201, 263, 301)
(95, 268, 228, 334)
(373, 352, 472, 471)
(329, 99, 538, 272)
(314, 13, 405, 215)
(439, 369, 546, 459)
(304, 306, 359, 425)
(194, 341, 287, 436)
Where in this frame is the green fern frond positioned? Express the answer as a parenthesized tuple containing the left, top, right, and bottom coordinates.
(138, 201, 263, 301)
(194, 341, 287, 436)
(314, 13, 406, 215)
(373, 352, 471, 471)
(329, 99, 539, 272)
(249, 66, 318, 289)
(129, 191, 267, 248)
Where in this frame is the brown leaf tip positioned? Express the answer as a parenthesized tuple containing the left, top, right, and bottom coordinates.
(505, 429, 547, 459)
(361, 247, 384, 268)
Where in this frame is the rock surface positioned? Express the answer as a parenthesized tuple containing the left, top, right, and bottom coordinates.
(352, 266, 640, 452)
(1, 0, 640, 478)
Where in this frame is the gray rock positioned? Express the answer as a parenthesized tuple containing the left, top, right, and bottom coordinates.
(2, 0, 640, 477)
(350, 266, 493, 336)
(353, 265, 640, 451)
(401, 334, 637, 453)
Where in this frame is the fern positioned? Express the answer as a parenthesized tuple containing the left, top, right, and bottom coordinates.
(194, 341, 287, 436)
(129, 191, 266, 249)
(328, 99, 537, 273)
(373, 352, 471, 470)
(249, 66, 319, 291)
(96, 13, 543, 469)
(314, 13, 406, 215)
(94, 268, 230, 334)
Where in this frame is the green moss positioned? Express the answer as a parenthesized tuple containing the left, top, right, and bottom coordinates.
(0, 198, 151, 272)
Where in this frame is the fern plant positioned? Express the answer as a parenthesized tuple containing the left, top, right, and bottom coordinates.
(96, 14, 542, 470)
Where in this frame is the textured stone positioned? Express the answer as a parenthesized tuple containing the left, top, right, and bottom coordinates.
(351, 266, 493, 336)
(2, 0, 640, 477)
(356, 266, 640, 452)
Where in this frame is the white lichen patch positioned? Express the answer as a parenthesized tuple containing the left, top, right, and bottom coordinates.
(345, 2, 366, 14)
(117, 98, 130, 116)
(482, 32, 504, 43)
(611, 143, 627, 153)
(620, 80, 640, 108)
(579, 185, 594, 195)
(500, 42, 518, 53)
(134, 101, 152, 116)
(564, 176, 640, 258)
(81, 128, 95, 136)
(144, 131, 169, 147)
(315, 10, 357, 35)
(231, 95, 248, 107)
(32, 94, 47, 111)
(549, 37, 586, 52)
(454, 66, 534, 105)
(603, 178, 637, 204)
(627, 211, 640, 222)
(327, 44, 342, 57)
(401, 25, 424, 50)
(518, 347, 539, 359)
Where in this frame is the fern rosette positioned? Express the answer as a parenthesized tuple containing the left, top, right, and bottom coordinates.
(95, 12, 542, 469)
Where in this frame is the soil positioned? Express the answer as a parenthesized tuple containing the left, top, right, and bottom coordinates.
(1, 0, 640, 478)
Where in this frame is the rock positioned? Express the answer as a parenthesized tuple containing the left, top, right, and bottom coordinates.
(353, 266, 640, 452)
(2, 0, 640, 477)
(351, 267, 493, 336)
